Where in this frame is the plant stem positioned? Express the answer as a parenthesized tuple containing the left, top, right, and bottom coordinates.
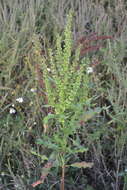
(60, 165, 65, 190)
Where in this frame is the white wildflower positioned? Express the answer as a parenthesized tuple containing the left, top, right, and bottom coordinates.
(29, 127, 32, 131)
(86, 67, 93, 74)
(16, 97, 23, 103)
(47, 68, 51, 72)
(1, 172, 5, 176)
(9, 108, 16, 114)
(14, 184, 19, 188)
(30, 88, 36, 93)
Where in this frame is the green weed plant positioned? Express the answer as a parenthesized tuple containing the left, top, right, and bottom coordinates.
(31, 12, 102, 189)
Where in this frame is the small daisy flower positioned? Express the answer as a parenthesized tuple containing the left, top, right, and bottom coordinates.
(9, 107, 16, 114)
(86, 67, 93, 74)
(16, 97, 23, 103)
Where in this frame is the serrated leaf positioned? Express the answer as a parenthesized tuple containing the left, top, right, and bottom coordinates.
(71, 161, 94, 168)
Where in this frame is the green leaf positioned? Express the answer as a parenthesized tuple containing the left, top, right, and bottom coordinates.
(36, 138, 59, 150)
(73, 147, 88, 153)
(80, 107, 102, 122)
(71, 137, 88, 153)
(43, 113, 56, 125)
(42, 105, 52, 108)
(70, 161, 94, 168)
(30, 150, 48, 161)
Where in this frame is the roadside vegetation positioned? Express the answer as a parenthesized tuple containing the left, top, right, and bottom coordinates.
(0, 0, 127, 190)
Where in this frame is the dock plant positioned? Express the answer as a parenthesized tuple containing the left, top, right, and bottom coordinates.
(31, 11, 101, 189)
